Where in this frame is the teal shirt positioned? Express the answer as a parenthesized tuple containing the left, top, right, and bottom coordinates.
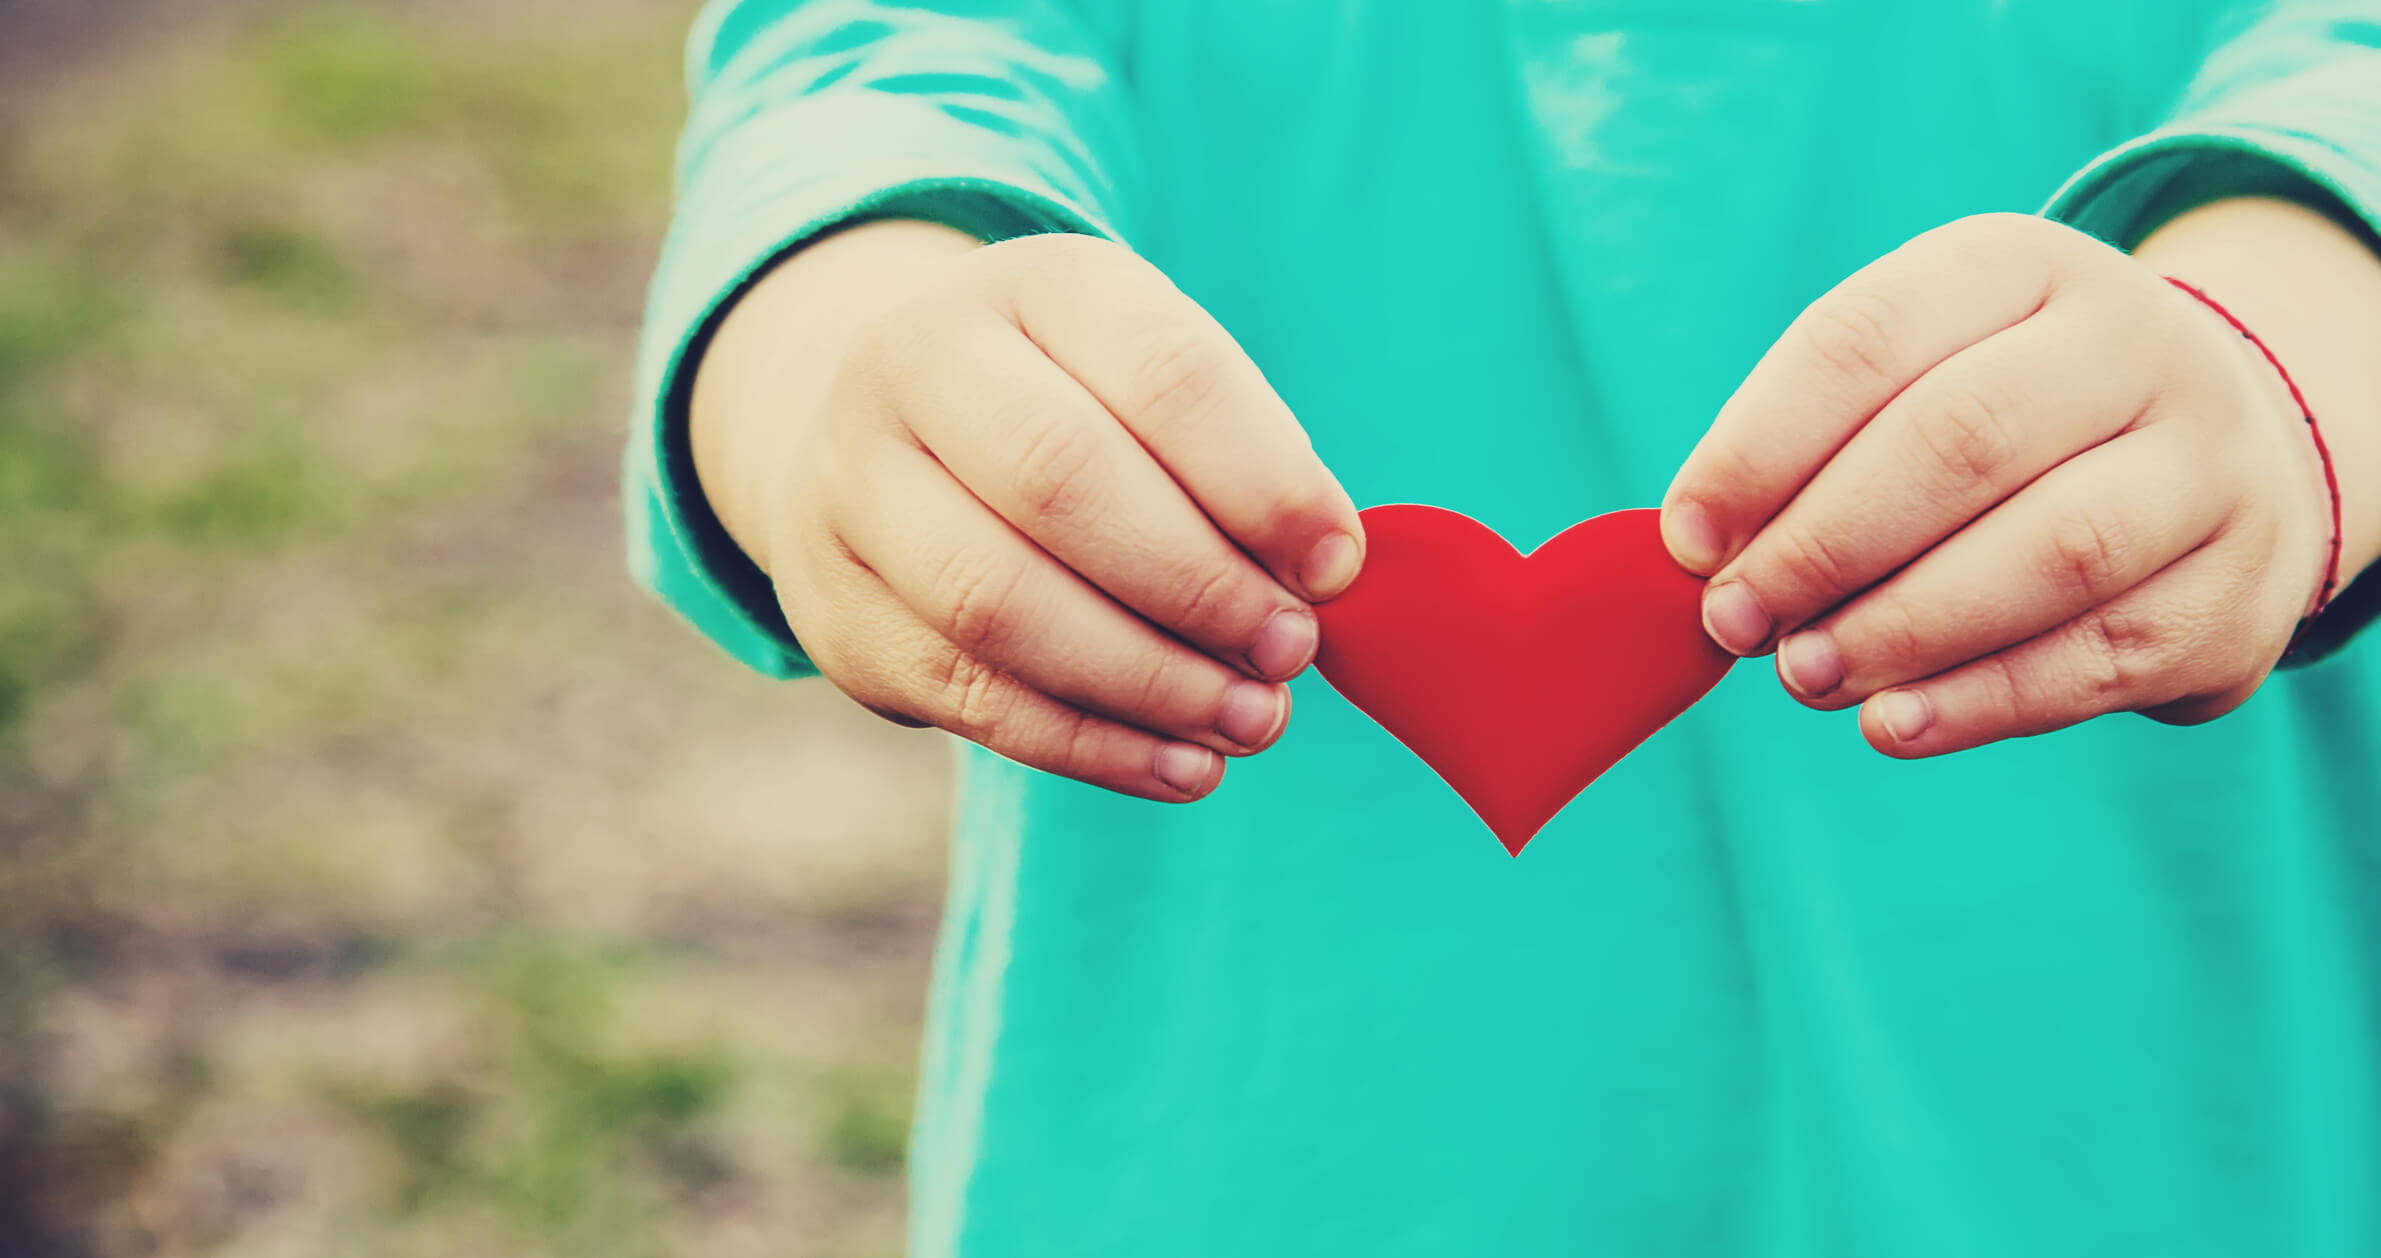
(628, 3, 2381, 1254)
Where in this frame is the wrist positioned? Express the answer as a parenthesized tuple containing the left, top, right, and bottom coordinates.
(2135, 196, 2381, 591)
(689, 218, 981, 579)
(2166, 276, 2341, 628)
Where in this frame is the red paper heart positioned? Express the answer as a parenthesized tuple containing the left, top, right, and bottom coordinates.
(1312, 505, 1734, 855)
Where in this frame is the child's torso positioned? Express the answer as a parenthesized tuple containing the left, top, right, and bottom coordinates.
(911, 5, 2381, 1255)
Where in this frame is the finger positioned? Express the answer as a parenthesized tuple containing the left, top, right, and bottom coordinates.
(840, 441, 1292, 755)
(1662, 214, 2109, 576)
(995, 237, 1367, 601)
(881, 309, 1322, 682)
(1774, 425, 2229, 706)
(798, 554, 1228, 802)
(1855, 543, 2270, 759)
(1708, 306, 2159, 655)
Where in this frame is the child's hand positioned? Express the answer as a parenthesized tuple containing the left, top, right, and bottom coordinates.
(693, 223, 1363, 801)
(1660, 212, 2333, 757)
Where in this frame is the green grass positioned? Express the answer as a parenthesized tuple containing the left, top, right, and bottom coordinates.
(0, 246, 119, 392)
(334, 939, 740, 1253)
(821, 1075, 913, 1178)
(209, 218, 361, 310)
(255, 13, 446, 144)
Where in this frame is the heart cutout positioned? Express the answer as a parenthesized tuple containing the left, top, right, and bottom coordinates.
(1312, 505, 1734, 855)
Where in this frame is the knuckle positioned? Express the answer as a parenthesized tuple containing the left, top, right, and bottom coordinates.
(2128, 604, 2199, 684)
(935, 649, 1014, 743)
(1914, 383, 2023, 490)
(2039, 507, 2132, 604)
(933, 545, 1036, 662)
(2067, 603, 2178, 704)
(1052, 700, 1114, 781)
(1802, 289, 1902, 390)
(1170, 559, 1261, 641)
(1701, 438, 1768, 503)
(1972, 651, 2034, 728)
(1986, 607, 2173, 728)
(1858, 599, 1928, 674)
(1765, 523, 1860, 599)
(1130, 333, 1230, 431)
(1129, 650, 1201, 724)
(1008, 414, 1109, 529)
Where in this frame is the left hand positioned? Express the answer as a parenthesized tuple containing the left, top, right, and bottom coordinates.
(1660, 212, 2334, 757)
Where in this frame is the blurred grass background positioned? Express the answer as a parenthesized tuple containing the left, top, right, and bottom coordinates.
(0, 2, 954, 1254)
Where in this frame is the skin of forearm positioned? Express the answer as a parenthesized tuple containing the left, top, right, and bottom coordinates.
(690, 218, 981, 578)
(2135, 196, 2381, 590)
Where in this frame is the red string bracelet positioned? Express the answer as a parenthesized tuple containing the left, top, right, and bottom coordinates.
(2164, 276, 2344, 642)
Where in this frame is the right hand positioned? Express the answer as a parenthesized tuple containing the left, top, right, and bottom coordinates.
(691, 223, 1365, 802)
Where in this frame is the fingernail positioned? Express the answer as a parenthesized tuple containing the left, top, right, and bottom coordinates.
(1873, 690, 1934, 744)
(1153, 742, 1217, 796)
(1217, 680, 1285, 749)
(1666, 499, 1727, 574)
(1777, 630, 1843, 698)
(1299, 531, 1362, 600)
(1246, 608, 1318, 680)
(1702, 581, 1773, 656)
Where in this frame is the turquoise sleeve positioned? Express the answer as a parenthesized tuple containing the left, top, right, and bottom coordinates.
(2043, 1, 2381, 665)
(623, 0, 1139, 678)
